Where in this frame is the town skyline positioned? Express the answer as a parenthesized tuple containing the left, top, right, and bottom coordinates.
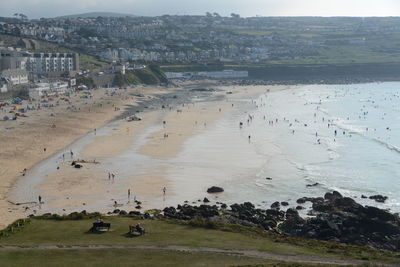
(1, 0, 400, 19)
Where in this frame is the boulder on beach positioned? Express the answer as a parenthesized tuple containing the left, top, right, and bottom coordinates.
(281, 201, 289, 206)
(207, 186, 224, 193)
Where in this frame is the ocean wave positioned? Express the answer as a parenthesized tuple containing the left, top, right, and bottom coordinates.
(328, 116, 400, 154)
(332, 118, 365, 134)
(370, 137, 400, 154)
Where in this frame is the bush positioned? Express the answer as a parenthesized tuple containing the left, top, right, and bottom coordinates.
(113, 66, 167, 86)
(34, 211, 101, 221)
(0, 219, 30, 238)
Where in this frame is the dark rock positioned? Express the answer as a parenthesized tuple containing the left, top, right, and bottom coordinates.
(207, 186, 224, 193)
(369, 195, 388, 203)
(324, 191, 343, 201)
(280, 208, 305, 235)
(74, 164, 82, 169)
(203, 197, 210, 203)
(266, 177, 272, 180)
(306, 182, 319, 187)
(221, 203, 227, 209)
(281, 201, 289, 206)
(119, 210, 127, 215)
(361, 195, 368, 199)
(129, 211, 141, 216)
(271, 201, 280, 210)
(296, 206, 304, 210)
(112, 209, 120, 214)
(281, 192, 400, 251)
(364, 206, 395, 222)
(297, 197, 307, 204)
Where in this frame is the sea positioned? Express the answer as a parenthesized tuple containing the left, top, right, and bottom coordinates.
(168, 82, 400, 212)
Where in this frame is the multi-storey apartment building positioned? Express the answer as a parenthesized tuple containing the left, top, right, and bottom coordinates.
(25, 53, 79, 73)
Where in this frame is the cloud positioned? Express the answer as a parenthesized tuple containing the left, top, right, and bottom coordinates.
(0, 0, 399, 18)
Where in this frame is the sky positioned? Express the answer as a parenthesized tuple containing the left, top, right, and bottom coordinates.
(1, 0, 400, 19)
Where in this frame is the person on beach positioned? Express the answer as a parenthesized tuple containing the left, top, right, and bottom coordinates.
(108, 172, 111, 180)
(70, 150, 74, 158)
(163, 187, 166, 195)
(38, 195, 42, 204)
(43, 148, 46, 153)
(128, 189, 131, 199)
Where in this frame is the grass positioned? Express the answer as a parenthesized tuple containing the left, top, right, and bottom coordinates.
(0, 249, 263, 267)
(0, 249, 343, 267)
(0, 217, 399, 266)
(79, 54, 108, 71)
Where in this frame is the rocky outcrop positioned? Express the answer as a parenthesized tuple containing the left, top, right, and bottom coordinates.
(160, 192, 400, 251)
(280, 192, 400, 251)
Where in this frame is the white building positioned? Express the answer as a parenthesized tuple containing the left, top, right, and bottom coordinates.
(25, 53, 79, 73)
(33, 81, 69, 96)
(0, 69, 29, 85)
(166, 70, 248, 79)
(0, 78, 8, 93)
(0, 48, 79, 73)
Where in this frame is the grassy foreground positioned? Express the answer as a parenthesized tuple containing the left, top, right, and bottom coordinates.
(0, 216, 399, 266)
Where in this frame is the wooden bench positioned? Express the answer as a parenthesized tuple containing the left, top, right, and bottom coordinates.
(91, 221, 111, 232)
(129, 224, 145, 236)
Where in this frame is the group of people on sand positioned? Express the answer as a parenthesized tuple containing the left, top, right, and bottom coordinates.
(108, 172, 116, 181)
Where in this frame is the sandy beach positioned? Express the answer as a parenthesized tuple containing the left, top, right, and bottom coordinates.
(0, 85, 169, 229)
(1, 82, 288, 228)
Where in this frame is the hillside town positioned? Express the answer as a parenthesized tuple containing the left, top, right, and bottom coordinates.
(1, 14, 400, 98)
(1, 15, 400, 64)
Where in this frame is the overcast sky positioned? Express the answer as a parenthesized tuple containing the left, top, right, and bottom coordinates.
(1, 0, 400, 18)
